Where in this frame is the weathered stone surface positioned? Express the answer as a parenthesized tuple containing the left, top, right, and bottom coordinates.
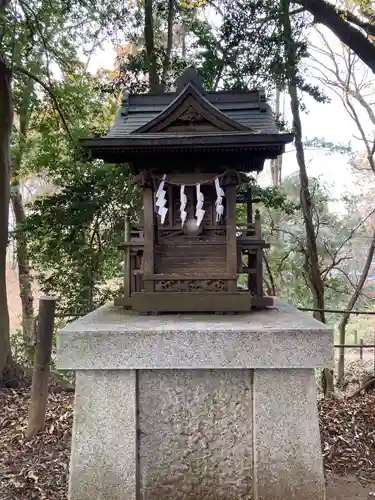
(56, 299, 333, 370)
(68, 370, 136, 500)
(58, 300, 331, 500)
(138, 369, 253, 500)
(254, 369, 325, 500)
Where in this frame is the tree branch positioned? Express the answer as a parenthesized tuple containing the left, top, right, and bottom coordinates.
(263, 251, 276, 296)
(295, 0, 375, 74)
(333, 5, 375, 37)
(13, 65, 75, 145)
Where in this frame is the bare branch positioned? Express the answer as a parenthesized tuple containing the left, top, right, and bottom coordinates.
(263, 251, 276, 296)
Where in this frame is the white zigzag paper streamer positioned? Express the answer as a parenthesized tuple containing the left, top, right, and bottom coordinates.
(196, 184, 205, 227)
(180, 184, 187, 227)
(214, 177, 225, 222)
(155, 174, 168, 225)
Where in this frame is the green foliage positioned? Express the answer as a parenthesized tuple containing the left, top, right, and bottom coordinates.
(3, 0, 369, 371)
(304, 137, 355, 157)
(9, 331, 33, 367)
(251, 185, 300, 214)
(110, 0, 328, 102)
(10, 65, 138, 317)
(23, 162, 140, 315)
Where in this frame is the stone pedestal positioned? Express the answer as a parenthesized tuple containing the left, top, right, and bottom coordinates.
(56, 299, 333, 500)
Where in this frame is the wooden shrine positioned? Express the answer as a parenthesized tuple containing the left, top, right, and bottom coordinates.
(81, 68, 293, 313)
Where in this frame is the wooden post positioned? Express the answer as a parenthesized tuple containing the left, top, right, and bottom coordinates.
(123, 215, 131, 298)
(226, 184, 238, 292)
(143, 185, 155, 291)
(27, 296, 56, 439)
(247, 186, 253, 227)
(255, 210, 264, 297)
(360, 338, 364, 361)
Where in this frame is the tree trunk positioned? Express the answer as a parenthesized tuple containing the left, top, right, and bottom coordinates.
(0, 55, 13, 379)
(271, 86, 282, 186)
(144, 0, 159, 91)
(11, 182, 34, 362)
(281, 0, 334, 397)
(337, 231, 375, 386)
(10, 76, 36, 363)
(294, 0, 375, 75)
(160, 0, 174, 91)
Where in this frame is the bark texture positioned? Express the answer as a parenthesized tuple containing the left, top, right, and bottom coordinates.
(0, 55, 13, 379)
(27, 297, 56, 438)
(295, 0, 375, 74)
(11, 77, 35, 362)
(281, 0, 334, 397)
(144, 0, 159, 91)
(160, 0, 174, 91)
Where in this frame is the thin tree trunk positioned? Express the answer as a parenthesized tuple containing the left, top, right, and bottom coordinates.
(271, 86, 282, 186)
(181, 24, 186, 59)
(0, 54, 13, 379)
(263, 252, 276, 296)
(11, 77, 35, 362)
(160, 0, 174, 91)
(337, 231, 375, 386)
(281, 0, 333, 397)
(11, 182, 34, 361)
(144, 0, 158, 91)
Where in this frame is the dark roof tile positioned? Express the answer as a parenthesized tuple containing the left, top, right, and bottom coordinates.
(106, 74, 278, 138)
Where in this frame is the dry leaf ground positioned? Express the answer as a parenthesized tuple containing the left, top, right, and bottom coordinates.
(0, 389, 73, 500)
(1, 388, 375, 499)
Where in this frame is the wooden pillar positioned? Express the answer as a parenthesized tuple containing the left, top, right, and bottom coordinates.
(143, 185, 155, 292)
(27, 296, 56, 438)
(247, 187, 253, 290)
(255, 210, 263, 297)
(123, 215, 131, 298)
(247, 186, 253, 227)
(226, 184, 238, 292)
(247, 251, 252, 292)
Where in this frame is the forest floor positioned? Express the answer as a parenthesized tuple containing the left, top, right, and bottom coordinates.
(1, 386, 375, 499)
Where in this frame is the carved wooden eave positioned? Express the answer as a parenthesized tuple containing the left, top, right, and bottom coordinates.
(133, 83, 251, 134)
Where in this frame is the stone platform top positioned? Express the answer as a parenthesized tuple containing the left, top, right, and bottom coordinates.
(56, 299, 333, 370)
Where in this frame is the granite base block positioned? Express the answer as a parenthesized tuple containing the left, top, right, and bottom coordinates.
(254, 369, 325, 500)
(57, 300, 333, 500)
(138, 369, 253, 499)
(68, 370, 136, 500)
(67, 368, 326, 500)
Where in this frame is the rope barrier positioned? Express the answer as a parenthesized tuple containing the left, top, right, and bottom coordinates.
(151, 169, 248, 187)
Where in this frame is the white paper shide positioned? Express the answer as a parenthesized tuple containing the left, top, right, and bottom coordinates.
(155, 174, 168, 224)
(215, 177, 225, 222)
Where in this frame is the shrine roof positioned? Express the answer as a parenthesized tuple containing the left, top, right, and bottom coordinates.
(81, 68, 293, 164)
(106, 88, 278, 138)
